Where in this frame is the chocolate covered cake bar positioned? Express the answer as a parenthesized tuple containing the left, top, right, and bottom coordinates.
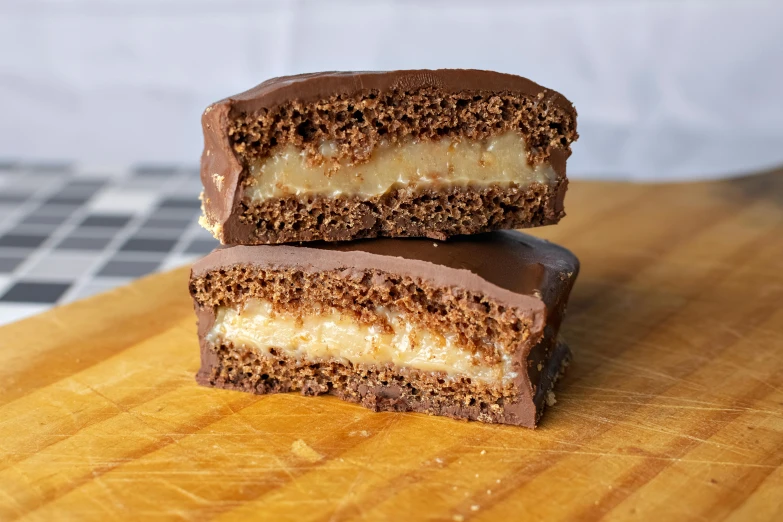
(190, 231, 579, 427)
(199, 69, 578, 245)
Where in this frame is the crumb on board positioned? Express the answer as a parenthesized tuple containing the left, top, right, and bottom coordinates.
(546, 390, 557, 407)
(291, 439, 323, 463)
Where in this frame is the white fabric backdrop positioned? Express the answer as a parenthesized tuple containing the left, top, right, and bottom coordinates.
(1, 0, 782, 181)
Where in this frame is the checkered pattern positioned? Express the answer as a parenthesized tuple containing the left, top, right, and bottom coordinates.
(0, 161, 218, 325)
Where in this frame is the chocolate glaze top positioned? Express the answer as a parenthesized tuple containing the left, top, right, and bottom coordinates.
(192, 230, 579, 330)
(221, 69, 575, 116)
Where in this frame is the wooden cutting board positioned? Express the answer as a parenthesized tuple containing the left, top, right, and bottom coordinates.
(2, 170, 782, 521)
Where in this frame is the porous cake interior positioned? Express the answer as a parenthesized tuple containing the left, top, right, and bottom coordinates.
(219, 88, 576, 243)
(190, 264, 542, 421)
(229, 88, 576, 168)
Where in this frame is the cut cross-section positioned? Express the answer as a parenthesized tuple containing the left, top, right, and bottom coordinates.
(190, 231, 580, 427)
(198, 70, 578, 244)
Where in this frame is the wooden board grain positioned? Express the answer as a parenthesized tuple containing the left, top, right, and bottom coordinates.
(1, 171, 782, 521)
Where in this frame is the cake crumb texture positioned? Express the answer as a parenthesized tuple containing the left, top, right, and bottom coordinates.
(229, 87, 577, 167)
(233, 180, 565, 244)
(190, 266, 536, 360)
(199, 345, 526, 425)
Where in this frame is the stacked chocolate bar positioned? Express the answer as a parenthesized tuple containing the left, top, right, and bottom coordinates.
(190, 70, 579, 428)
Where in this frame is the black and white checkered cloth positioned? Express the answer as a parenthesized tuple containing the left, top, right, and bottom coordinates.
(0, 161, 218, 325)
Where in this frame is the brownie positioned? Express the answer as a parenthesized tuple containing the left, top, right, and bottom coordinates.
(199, 69, 578, 245)
(189, 231, 579, 427)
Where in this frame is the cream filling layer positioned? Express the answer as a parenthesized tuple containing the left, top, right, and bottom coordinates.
(207, 299, 517, 384)
(246, 131, 556, 200)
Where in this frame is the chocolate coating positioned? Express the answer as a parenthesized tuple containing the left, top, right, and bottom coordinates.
(223, 69, 575, 116)
(191, 231, 579, 427)
(192, 230, 579, 335)
(199, 69, 577, 244)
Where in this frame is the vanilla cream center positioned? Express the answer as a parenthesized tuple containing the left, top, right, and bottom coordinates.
(246, 131, 555, 200)
(207, 299, 517, 383)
